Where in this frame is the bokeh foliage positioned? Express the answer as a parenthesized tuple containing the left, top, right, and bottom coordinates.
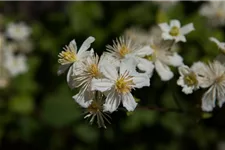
(0, 1, 225, 150)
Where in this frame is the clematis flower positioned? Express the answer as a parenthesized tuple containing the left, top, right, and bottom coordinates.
(159, 19, 194, 43)
(57, 36, 95, 88)
(177, 63, 202, 94)
(107, 36, 154, 76)
(209, 37, 225, 53)
(194, 61, 225, 112)
(91, 58, 150, 112)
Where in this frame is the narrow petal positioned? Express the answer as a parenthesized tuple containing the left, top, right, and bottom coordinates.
(120, 57, 137, 75)
(217, 88, 225, 108)
(158, 23, 170, 32)
(201, 86, 216, 112)
(122, 92, 137, 111)
(91, 78, 114, 92)
(134, 46, 154, 57)
(170, 20, 181, 28)
(180, 23, 195, 35)
(57, 63, 71, 75)
(78, 36, 95, 56)
(155, 60, 174, 81)
(209, 37, 225, 51)
(103, 91, 121, 113)
(67, 66, 75, 89)
(69, 39, 77, 53)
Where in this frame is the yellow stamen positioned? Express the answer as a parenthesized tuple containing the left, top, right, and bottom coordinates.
(119, 45, 130, 58)
(169, 26, 179, 36)
(88, 64, 100, 77)
(58, 47, 77, 65)
(88, 100, 101, 114)
(115, 72, 134, 94)
(184, 72, 198, 86)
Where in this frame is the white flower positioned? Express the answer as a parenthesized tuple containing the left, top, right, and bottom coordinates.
(6, 22, 31, 41)
(3, 53, 28, 77)
(57, 36, 95, 88)
(159, 19, 195, 43)
(107, 36, 154, 76)
(146, 37, 183, 81)
(209, 37, 225, 53)
(194, 61, 225, 112)
(71, 52, 104, 106)
(177, 64, 200, 94)
(91, 58, 150, 112)
(199, 1, 225, 27)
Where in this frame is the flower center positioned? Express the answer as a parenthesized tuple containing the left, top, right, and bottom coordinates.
(169, 26, 179, 36)
(184, 72, 198, 86)
(119, 45, 130, 58)
(215, 74, 225, 84)
(87, 100, 101, 114)
(88, 64, 100, 77)
(115, 73, 133, 94)
(58, 47, 77, 65)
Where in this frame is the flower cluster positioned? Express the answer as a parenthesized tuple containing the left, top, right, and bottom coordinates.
(58, 19, 195, 128)
(0, 20, 32, 88)
(177, 37, 225, 112)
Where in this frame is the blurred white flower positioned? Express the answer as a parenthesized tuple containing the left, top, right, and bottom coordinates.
(199, 1, 225, 27)
(6, 22, 31, 41)
(3, 52, 28, 77)
(159, 19, 195, 43)
(147, 37, 183, 81)
(194, 61, 225, 112)
(209, 37, 225, 53)
(57, 36, 95, 88)
(177, 64, 200, 94)
(91, 58, 150, 112)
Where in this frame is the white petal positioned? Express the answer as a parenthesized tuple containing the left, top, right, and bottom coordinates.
(158, 23, 170, 32)
(137, 58, 155, 76)
(132, 73, 150, 88)
(57, 64, 71, 75)
(178, 65, 190, 76)
(176, 35, 186, 42)
(182, 85, 194, 94)
(69, 39, 77, 53)
(103, 91, 121, 113)
(180, 23, 195, 35)
(210, 37, 225, 51)
(91, 78, 114, 92)
(100, 62, 118, 80)
(67, 66, 75, 89)
(120, 57, 137, 75)
(170, 19, 181, 28)
(78, 36, 95, 56)
(201, 86, 216, 112)
(217, 89, 225, 108)
(134, 46, 154, 57)
(155, 60, 174, 81)
(72, 91, 92, 108)
(162, 33, 174, 40)
(167, 52, 183, 67)
(122, 92, 137, 111)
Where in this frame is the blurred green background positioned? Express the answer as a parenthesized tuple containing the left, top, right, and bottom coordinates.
(0, 1, 225, 150)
